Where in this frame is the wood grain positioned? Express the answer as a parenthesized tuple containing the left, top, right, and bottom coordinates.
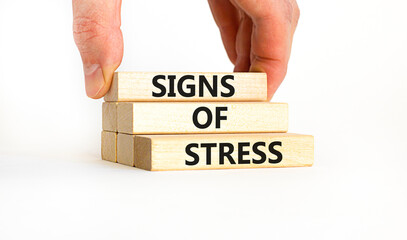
(101, 131, 117, 163)
(115, 133, 314, 171)
(116, 102, 288, 134)
(104, 72, 267, 102)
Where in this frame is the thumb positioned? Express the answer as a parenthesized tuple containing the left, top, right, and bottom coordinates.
(72, 0, 123, 99)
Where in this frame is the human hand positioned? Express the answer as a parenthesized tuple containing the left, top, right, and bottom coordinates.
(72, 0, 123, 99)
(72, 0, 298, 100)
(208, 0, 300, 100)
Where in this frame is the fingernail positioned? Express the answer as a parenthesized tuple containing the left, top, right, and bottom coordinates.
(249, 65, 264, 73)
(84, 64, 105, 98)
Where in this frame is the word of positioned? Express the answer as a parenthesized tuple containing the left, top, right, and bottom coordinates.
(192, 106, 228, 129)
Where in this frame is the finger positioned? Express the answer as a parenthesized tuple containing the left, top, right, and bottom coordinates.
(72, 0, 123, 99)
(233, 0, 299, 100)
(250, 17, 292, 100)
(234, 12, 253, 72)
(208, 0, 239, 64)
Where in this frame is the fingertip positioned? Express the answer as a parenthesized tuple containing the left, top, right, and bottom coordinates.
(249, 65, 271, 101)
(249, 64, 264, 73)
(228, 51, 238, 65)
(234, 55, 251, 72)
(249, 63, 283, 101)
(267, 87, 277, 101)
(97, 65, 118, 98)
(84, 64, 117, 99)
(83, 64, 104, 98)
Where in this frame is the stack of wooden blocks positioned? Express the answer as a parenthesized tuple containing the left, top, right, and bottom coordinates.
(101, 72, 314, 171)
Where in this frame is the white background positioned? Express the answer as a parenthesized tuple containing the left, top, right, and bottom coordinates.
(1, 0, 406, 239)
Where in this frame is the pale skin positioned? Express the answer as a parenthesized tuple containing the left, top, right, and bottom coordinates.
(73, 0, 299, 100)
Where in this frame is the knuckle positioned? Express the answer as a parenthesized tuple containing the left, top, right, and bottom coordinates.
(290, 1, 300, 25)
(73, 16, 106, 50)
(293, 3, 300, 21)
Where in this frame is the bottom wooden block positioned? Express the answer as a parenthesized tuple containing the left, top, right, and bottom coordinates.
(101, 131, 117, 163)
(117, 133, 314, 171)
(117, 133, 135, 166)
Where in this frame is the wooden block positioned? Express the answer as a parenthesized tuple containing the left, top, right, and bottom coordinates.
(116, 102, 288, 134)
(101, 131, 117, 163)
(117, 133, 135, 166)
(104, 72, 267, 102)
(102, 102, 118, 132)
(116, 133, 314, 171)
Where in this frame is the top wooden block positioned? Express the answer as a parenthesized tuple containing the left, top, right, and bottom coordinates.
(104, 72, 267, 102)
